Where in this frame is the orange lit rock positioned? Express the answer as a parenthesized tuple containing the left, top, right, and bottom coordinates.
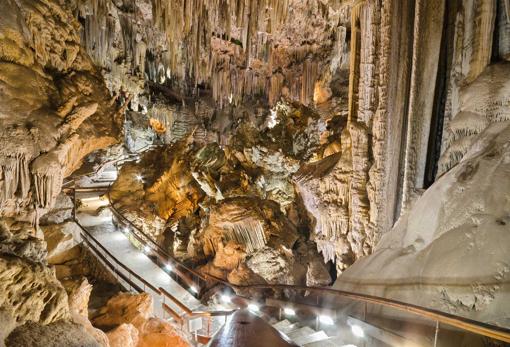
(92, 293, 153, 330)
(137, 317, 191, 347)
(106, 323, 139, 347)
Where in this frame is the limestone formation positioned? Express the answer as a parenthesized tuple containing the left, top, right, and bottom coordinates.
(335, 121, 510, 326)
(6, 321, 102, 347)
(1, 0, 510, 343)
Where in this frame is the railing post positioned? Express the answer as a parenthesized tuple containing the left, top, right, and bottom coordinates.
(434, 321, 440, 347)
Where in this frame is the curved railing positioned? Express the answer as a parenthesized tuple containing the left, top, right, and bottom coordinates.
(73, 185, 234, 344)
(104, 185, 510, 345)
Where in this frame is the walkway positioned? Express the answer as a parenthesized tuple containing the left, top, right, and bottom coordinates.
(75, 189, 202, 318)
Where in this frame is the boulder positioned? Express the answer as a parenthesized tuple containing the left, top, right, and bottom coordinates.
(106, 324, 139, 347)
(39, 193, 74, 225)
(6, 321, 101, 347)
(137, 318, 191, 347)
(41, 221, 81, 265)
(0, 255, 69, 325)
(92, 293, 153, 330)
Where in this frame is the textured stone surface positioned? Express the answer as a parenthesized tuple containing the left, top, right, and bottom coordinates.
(336, 121, 510, 326)
(106, 323, 139, 347)
(0, 0, 121, 221)
(39, 193, 74, 225)
(42, 221, 81, 264)
(93, 293, 153, 330)
(6, 321, 101, 347)
(137, 318, 191, 347)
(0, 251, 69, 326)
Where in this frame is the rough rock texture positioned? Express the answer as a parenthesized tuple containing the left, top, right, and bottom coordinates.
(439, 62, 510, 174)
(93, 293, 153, 330)
(106, 324, 139, 347)
(6, 321, 101, 347)
(335, 121, 510, 326)
(42, 221, 80, 264)
(63, 278, 110, 347)
(137, 318, 191, 347)
(0, 234, 69, 327)
(39, 193, 74, 225)
(93, 293, 191, 347)
(0, 0, 121, 222)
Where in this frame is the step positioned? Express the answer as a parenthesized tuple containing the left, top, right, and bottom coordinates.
(293, 331, 329, 346)
(287, 326, 317, 340)
(272, 319, 292, 330)
(279, 323, 301, 334)
(304, 336, 349, 347)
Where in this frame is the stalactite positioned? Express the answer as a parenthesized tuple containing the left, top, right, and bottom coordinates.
(223, 220, 267, 253)
(0, 155, 31, 203)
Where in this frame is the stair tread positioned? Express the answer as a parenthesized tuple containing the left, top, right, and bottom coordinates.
(272, 319, 291, 329)
(279, 323, 301, 334)
(287, 326, 317, 340)
(293, 331, 329, 345)
(304, 336, 348, 347)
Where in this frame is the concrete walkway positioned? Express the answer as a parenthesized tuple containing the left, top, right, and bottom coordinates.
(75, 190, 202, 319)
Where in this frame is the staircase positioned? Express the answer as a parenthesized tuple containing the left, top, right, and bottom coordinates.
(272, 319, 349, 347)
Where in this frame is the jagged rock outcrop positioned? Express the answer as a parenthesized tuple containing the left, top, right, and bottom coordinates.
(93, 292, 191, 347)
(0, 222, 69, 331)
(6, 321, 102, 347)
(106, 324, 139, 347)
(93, 293, 153, 330)
(63, 277, 110, 347)
(0, 0, 121, 222)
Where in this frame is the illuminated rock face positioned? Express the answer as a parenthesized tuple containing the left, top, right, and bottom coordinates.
(1, 0, 510, 341)
(94, 293, 191, 347)
(0, 0, 122, 222)
(336, 121, 510, 326)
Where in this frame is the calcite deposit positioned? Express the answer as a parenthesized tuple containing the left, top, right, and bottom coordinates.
(1, 0, 510, 344)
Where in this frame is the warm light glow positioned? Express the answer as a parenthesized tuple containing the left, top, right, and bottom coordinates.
(351, 324, 364, 338)
(283, 308, 295, 316)
(221, 295, 231, 303)
(135, 174, 144, 182)
(319, 315, 334, 325)
(248, 303, 260, 312)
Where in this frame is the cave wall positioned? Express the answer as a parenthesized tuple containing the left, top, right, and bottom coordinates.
(334, 0, 510, 325)
(0, 0, 123, 222)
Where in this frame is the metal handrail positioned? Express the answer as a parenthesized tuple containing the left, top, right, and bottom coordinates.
(105, 186, 510, 343)
(72, 184, 237, 341)
(75, 219, 161, 295)
(107, 191, 208, 286)
(71, 171, 510, 344)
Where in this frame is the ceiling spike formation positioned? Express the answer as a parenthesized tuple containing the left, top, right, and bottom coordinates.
(151, 0, 290, 104)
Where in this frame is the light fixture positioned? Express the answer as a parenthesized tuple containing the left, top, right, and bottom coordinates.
(319, 315, 334, 325)
(283, 308, 295, 316)
(248, 303, 260, 312)
(351, 324, 364, 338)
(135, 174, 143, 182)
(143, 245, 151, 254)
(164, 264, 173, 271)
(190, 286, 198, 293)
(221, 295, 231, 303)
